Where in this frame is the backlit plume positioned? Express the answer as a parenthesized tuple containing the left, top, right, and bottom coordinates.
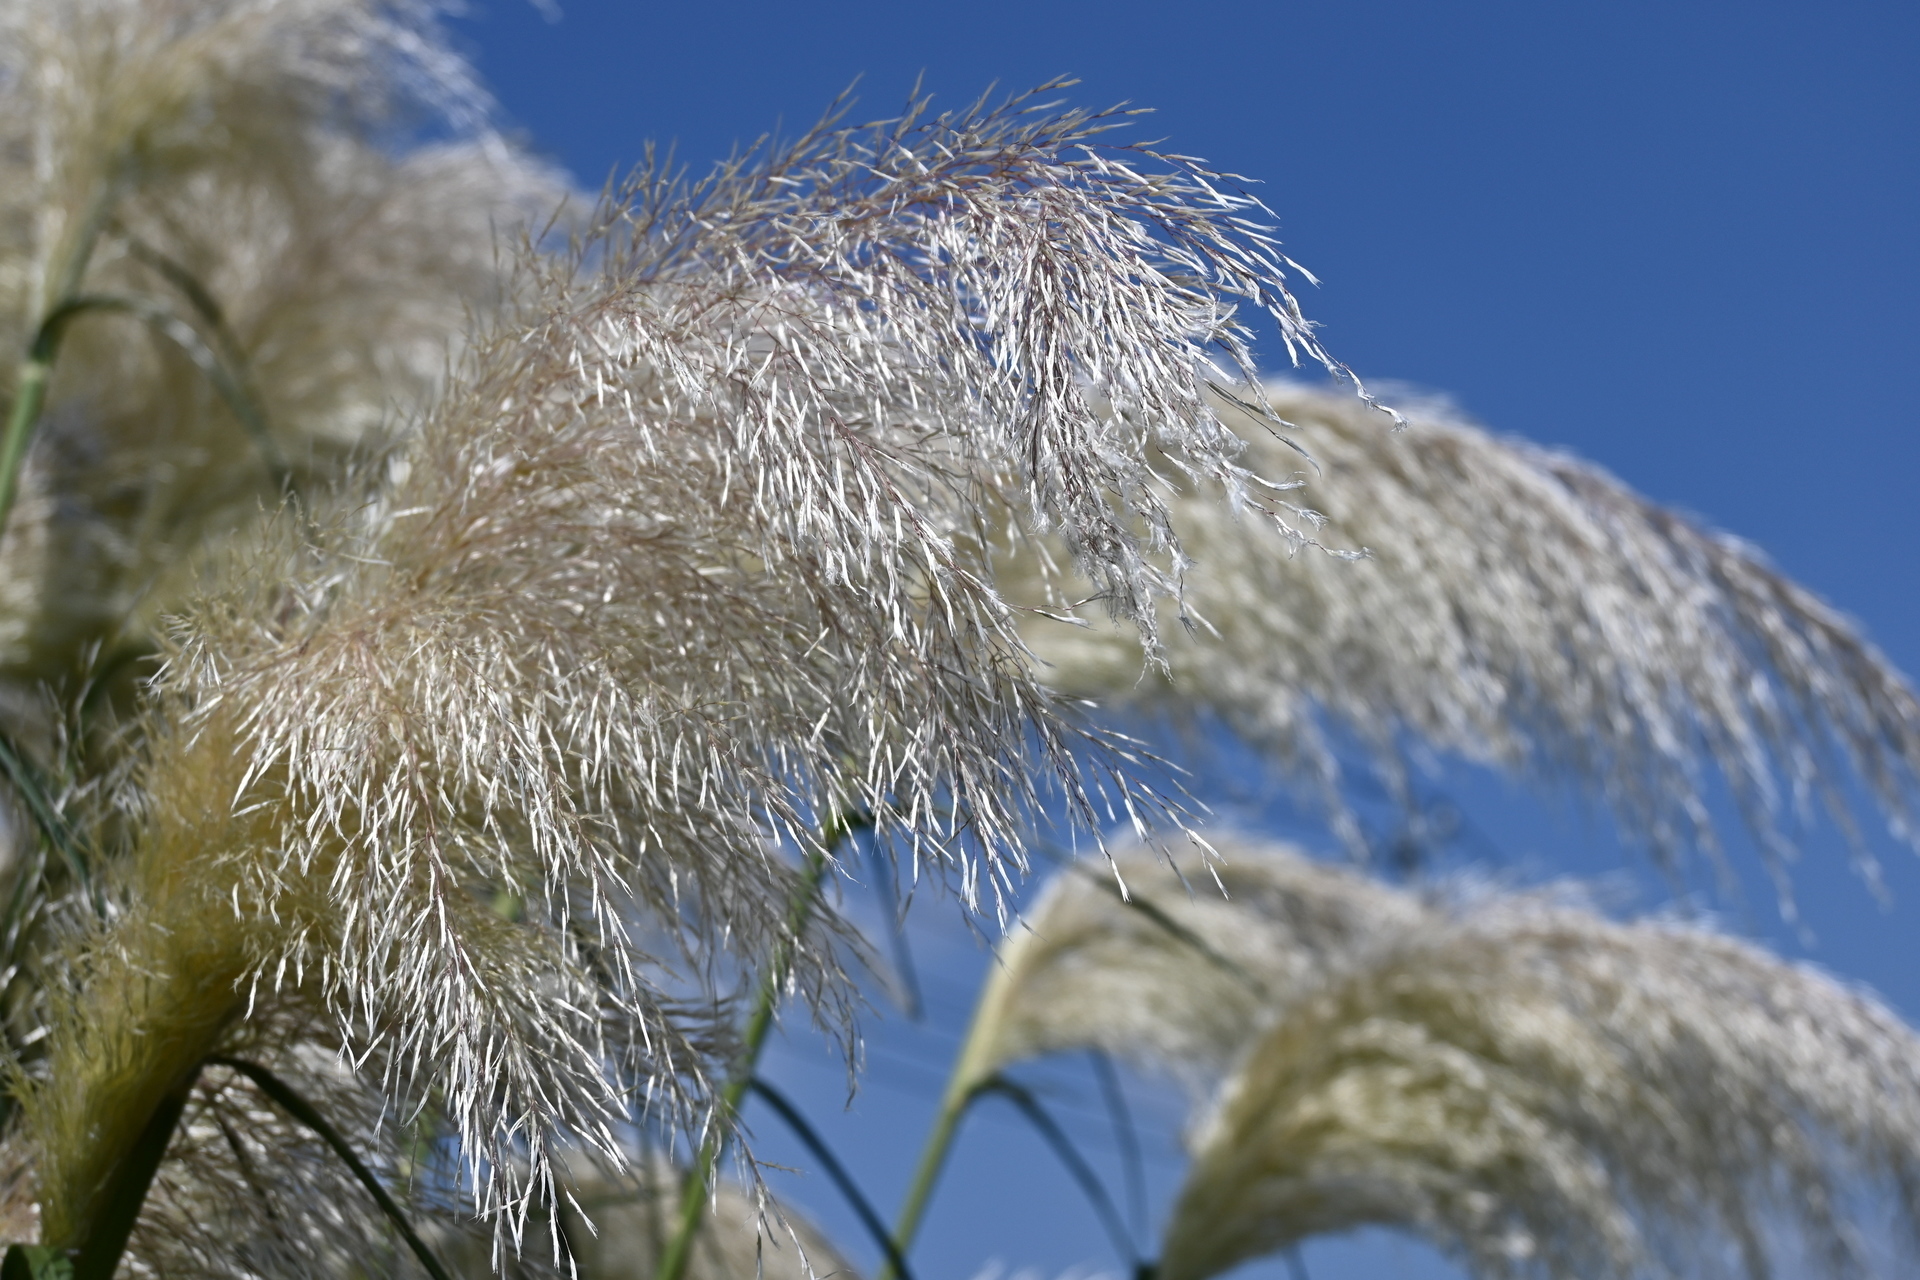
(1, 0, 1375, 1262)
(970, 841, 1920, 1280)
(1012, 384, 1920, 888)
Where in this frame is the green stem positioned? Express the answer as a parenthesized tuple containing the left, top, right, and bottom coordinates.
(59, 294, 285, 483)
(0, 175, 120, 542)
(653, 813, 858, 1280)
(115, 236, 288, 489)
(746, 1078, 916, 1280)
(0, 336, 58, 540)
(207, 1057, 454, 1280)
(879, 1074, 980, 1280)
(0, 726, 89, 904)
(880, 922, 1023, 1280)
(977, 1075, 1137, 1267)
(880, 854, 1231, 1280)
(70, 1070, 196, 1280)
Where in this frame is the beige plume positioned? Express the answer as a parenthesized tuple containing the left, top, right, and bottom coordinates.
(947, 841, 1423, 1099)
(5, 5, 1382, 1259)
(961, 840, 1920, 1280)
(1011, 383, 1920, 890)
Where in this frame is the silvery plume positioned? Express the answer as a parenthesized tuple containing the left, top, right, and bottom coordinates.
(0, 0, 561, 701)
(1009, 382, 1920, 892)
(965, 840, 1920, 1280)
(1, 1, 1377, 1265)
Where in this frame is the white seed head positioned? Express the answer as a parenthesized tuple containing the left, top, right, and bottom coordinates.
(1148, 851, 1920, 1280)
(1010, 383, 1920, 891)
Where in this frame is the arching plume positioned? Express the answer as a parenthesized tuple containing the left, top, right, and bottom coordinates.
(958, 839, 1920, 1280)
(945, 840, 1423, 1098)
(1011, 384, 1920, 888)
(1, 1, 1378, 1263)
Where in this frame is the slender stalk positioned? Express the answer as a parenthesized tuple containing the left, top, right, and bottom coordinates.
(207, 1057, 454, 1280)
(70, 1071, 196, 1280)
(0, 174, 121, 540)
(746, 1078, 916, 1280)
(54, 293, 285, 483)
(882, 853, 1275, 1280)
(879, 1075, 980, 1280)
(1089, 1049, 1148, 1243)
(0, 727, 89, 903)
(880, 938, 1016, 1280)
(978, 1075, 1137, 1268)
(652, 811, 859, 1280)
(116, 237, 290, 488)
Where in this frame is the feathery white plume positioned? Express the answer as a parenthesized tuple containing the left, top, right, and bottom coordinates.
(963, 840, 1920, 1280)
(1012, 384, 1920, 887)
(9, 14, 1375, 1255)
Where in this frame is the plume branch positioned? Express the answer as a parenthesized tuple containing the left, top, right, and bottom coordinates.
(1013, 384, 1920, 889)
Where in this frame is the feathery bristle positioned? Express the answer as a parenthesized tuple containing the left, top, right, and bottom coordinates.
(12, 26, 1376, 1253)
(1011, 383, 1920, 889)
(971, 841, 1920, 1280)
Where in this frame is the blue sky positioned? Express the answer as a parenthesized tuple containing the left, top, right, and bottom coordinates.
(450, 3, 1920, 1277)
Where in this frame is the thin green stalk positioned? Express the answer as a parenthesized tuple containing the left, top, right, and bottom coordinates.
(56, 293, 285, 483)
(882, 850, 1278, 1280)
(880, 927, 1015, 1280)
(208, 1057, 454, 1280)
(0, 310, 69, 540)
(746, 1078, 916, 1280)
(70, 1071, 196, 1280)
(879, 1073, 980, 1280)
(0, 175, 121, 541)
(978, 1075, 1138, 1268)
(0, 727, 89, 904)
(653, 811, 859, 1280)
(116, 236, 289, 488)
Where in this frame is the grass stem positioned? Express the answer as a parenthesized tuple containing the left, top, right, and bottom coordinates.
(0, 173, 120, 541)
(652, 809, 861, 1280)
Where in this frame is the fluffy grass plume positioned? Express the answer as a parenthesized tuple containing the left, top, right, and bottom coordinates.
(1012, 384, 1920, 892)
(947, 841, 1423, 1098)
(968, 840, 1920, 1280)
(3, 1, 1387, 1261)
(0, 0, 560, 692)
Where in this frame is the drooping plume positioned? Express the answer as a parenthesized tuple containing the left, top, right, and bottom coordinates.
(965, 840, 1920, 1280)
(1011, 384, 1920, 888)
(7, 8, 1377, 1257)
(944, 839, 1422, 1098)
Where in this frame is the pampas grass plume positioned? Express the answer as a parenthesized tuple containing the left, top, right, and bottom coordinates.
(966, 839, 1920, 1280)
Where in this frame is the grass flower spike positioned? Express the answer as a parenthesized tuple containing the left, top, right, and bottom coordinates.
(948, 839, 1920, 1280)
(3, 9, 1385, 1264)
(1014, 385, 1920, 888)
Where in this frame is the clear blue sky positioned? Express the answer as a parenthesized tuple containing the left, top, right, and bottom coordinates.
(450, 3, 1920, 1277)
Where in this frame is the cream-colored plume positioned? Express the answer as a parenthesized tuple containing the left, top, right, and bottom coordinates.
(973, 841, 1920, 1280)
(0, 0, 563, 688)
(948, 841, 1423, 1099)
(6, 5, 1386, 1261)
(1009, 384, 1920, 887)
